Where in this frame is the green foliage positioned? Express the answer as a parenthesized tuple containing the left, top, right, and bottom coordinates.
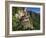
(12, 7, 24, 31)
(12, 7, 40, 31)
(33, 14, 40, 30)
(12, 7, 19, 16)
(28, 12, 40, 30)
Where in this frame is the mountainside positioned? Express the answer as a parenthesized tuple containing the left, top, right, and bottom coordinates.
(28, 11, 40, 30)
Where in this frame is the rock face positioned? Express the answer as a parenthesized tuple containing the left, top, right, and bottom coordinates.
(18, 7, 34, 30)
(20, 13, 34, 30)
